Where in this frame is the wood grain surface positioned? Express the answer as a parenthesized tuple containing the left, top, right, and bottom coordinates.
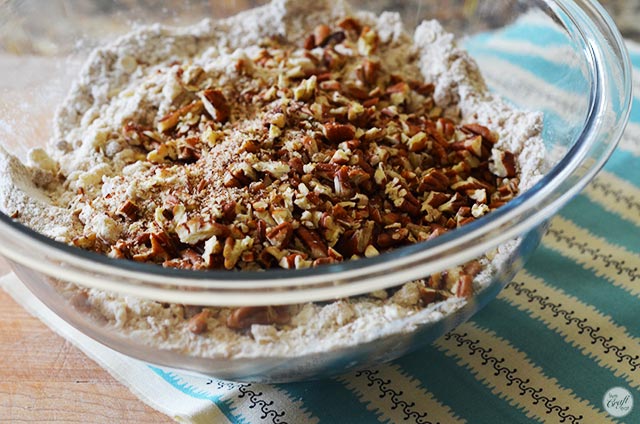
(0, 1, 631, 421)
(0, 260, 172, 423)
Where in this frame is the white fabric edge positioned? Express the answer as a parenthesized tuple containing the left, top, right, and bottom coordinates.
(0, 272, 231, 424)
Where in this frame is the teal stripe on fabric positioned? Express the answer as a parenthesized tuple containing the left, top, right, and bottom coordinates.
(396, 346, 540, 424)
(218, 398, 251, 424)
(630, 98, 640, 124)
(147, 366, 242, 423)
(525, 246, 640, 339)
(471, 299, 640, 422)
(629, 50, 640, 70)
(468, 23, 570, 47)
(603, 150, 640, 187)
(558, 194, 640, 252)
(467, 47, 588, 94)
(277, 378, 382, 424)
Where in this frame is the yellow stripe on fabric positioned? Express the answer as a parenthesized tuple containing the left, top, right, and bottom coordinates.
(619, 121, 640, 156)
(500, 271, 640, 388)
(544, 217, 640, 297)
(337, 363, 464, 424)
(435, 322, 614, 424)
(583, 172, 640, 226)
(226, 385, 319, 424)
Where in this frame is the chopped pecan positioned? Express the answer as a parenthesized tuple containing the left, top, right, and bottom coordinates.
(455, 274, 474, 298)
(323, 122, 355, 144)
(223, 164, 254, 188)
(266, 222, 294, 248)
(337, 16, 362, 34)
(313, 24, 331, 46)
(158, 100, 203, 133)
(188, 309, 211, 334)
(303, 34, 316, 50)
(490, 150, 517, 178)
(296, 226, 328, 259)
(221, 201, 237, 222)
(226, 306, 290, 329)
(320, 79, 341, 91)
(117, 200, 139, 219)
(358, 26, 378, 56)
(386, 81, 409, 94)
(74, 16, 525, 317)
(377, 227, 409, 249)
(418, 287, 438, 305)
(323, 48, 345, 70)
(418, 169, 450, 192)
(199, 89, 230, 123)
(463, 123, 497, 144)
(222, 236, 253, 269)
(334, 165, 353, 198)
(322, 31, 346, 47)
(361, 59, 379, 85)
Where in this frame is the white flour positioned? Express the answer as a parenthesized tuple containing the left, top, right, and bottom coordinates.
(0, 0, 544, 358)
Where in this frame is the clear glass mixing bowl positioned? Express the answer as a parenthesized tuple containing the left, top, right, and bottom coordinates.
(0, 0, 631, 382)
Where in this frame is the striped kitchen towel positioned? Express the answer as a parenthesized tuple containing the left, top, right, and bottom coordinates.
(2, 11, 639, 424)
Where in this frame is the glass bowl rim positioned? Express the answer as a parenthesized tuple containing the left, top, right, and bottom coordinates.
(0, 0, 632, 299)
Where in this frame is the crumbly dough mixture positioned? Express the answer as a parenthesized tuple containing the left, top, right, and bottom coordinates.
(0, 0, 544, 358)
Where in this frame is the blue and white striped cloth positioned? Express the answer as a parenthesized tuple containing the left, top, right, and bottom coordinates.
(2, 13, 639, 424)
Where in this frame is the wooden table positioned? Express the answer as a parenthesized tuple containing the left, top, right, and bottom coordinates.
(0, 259, 172, 422)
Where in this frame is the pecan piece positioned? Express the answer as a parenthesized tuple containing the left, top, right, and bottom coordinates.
(313, 257, 338, 267)
(222, 236, 253, 269)
(199, 89, 230, 123)
(362, 97, 379, 108)
(227, 306, 290, 330)
(239, 139, 260, 153)
(490, 150, 517, 178)
(337, 17, 362, 34)
(322, 31, 346, 47)
(407, 132, 428, 152)
(334, 165, 353, 198)
(323, 48, 345, 70)
(438, 192, 468, 213)
(303, 34, 316, 50)
(361, 59, 379, 85)
(223, 164, 254, 188)
(117, 199, 139, 220)
(296, 226, 328, 259)
(323, 122, 355, 144)
(386, 81, 409, 94)
(377, 227, 409, 249)
(418, 169, 450, 192)
(463, 123, 497, 144)
(313, 24, 331, 46)
(188, 309, 211, 334)
(358, 26, 378, 55)
(418, 287, 438, 305)
(266, 222, 294, 248)
(150, 231, 178, 259)
(455, 274, 474, 298)
(399, 192, 421, 217)
(320, 79, 341, 91)
(158, 100, 203, 133)
(426, 224, 447, 241)
(221, 201, 237, 222)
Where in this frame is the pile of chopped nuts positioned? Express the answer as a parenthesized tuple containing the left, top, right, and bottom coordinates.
(73, 17, 519, 287)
